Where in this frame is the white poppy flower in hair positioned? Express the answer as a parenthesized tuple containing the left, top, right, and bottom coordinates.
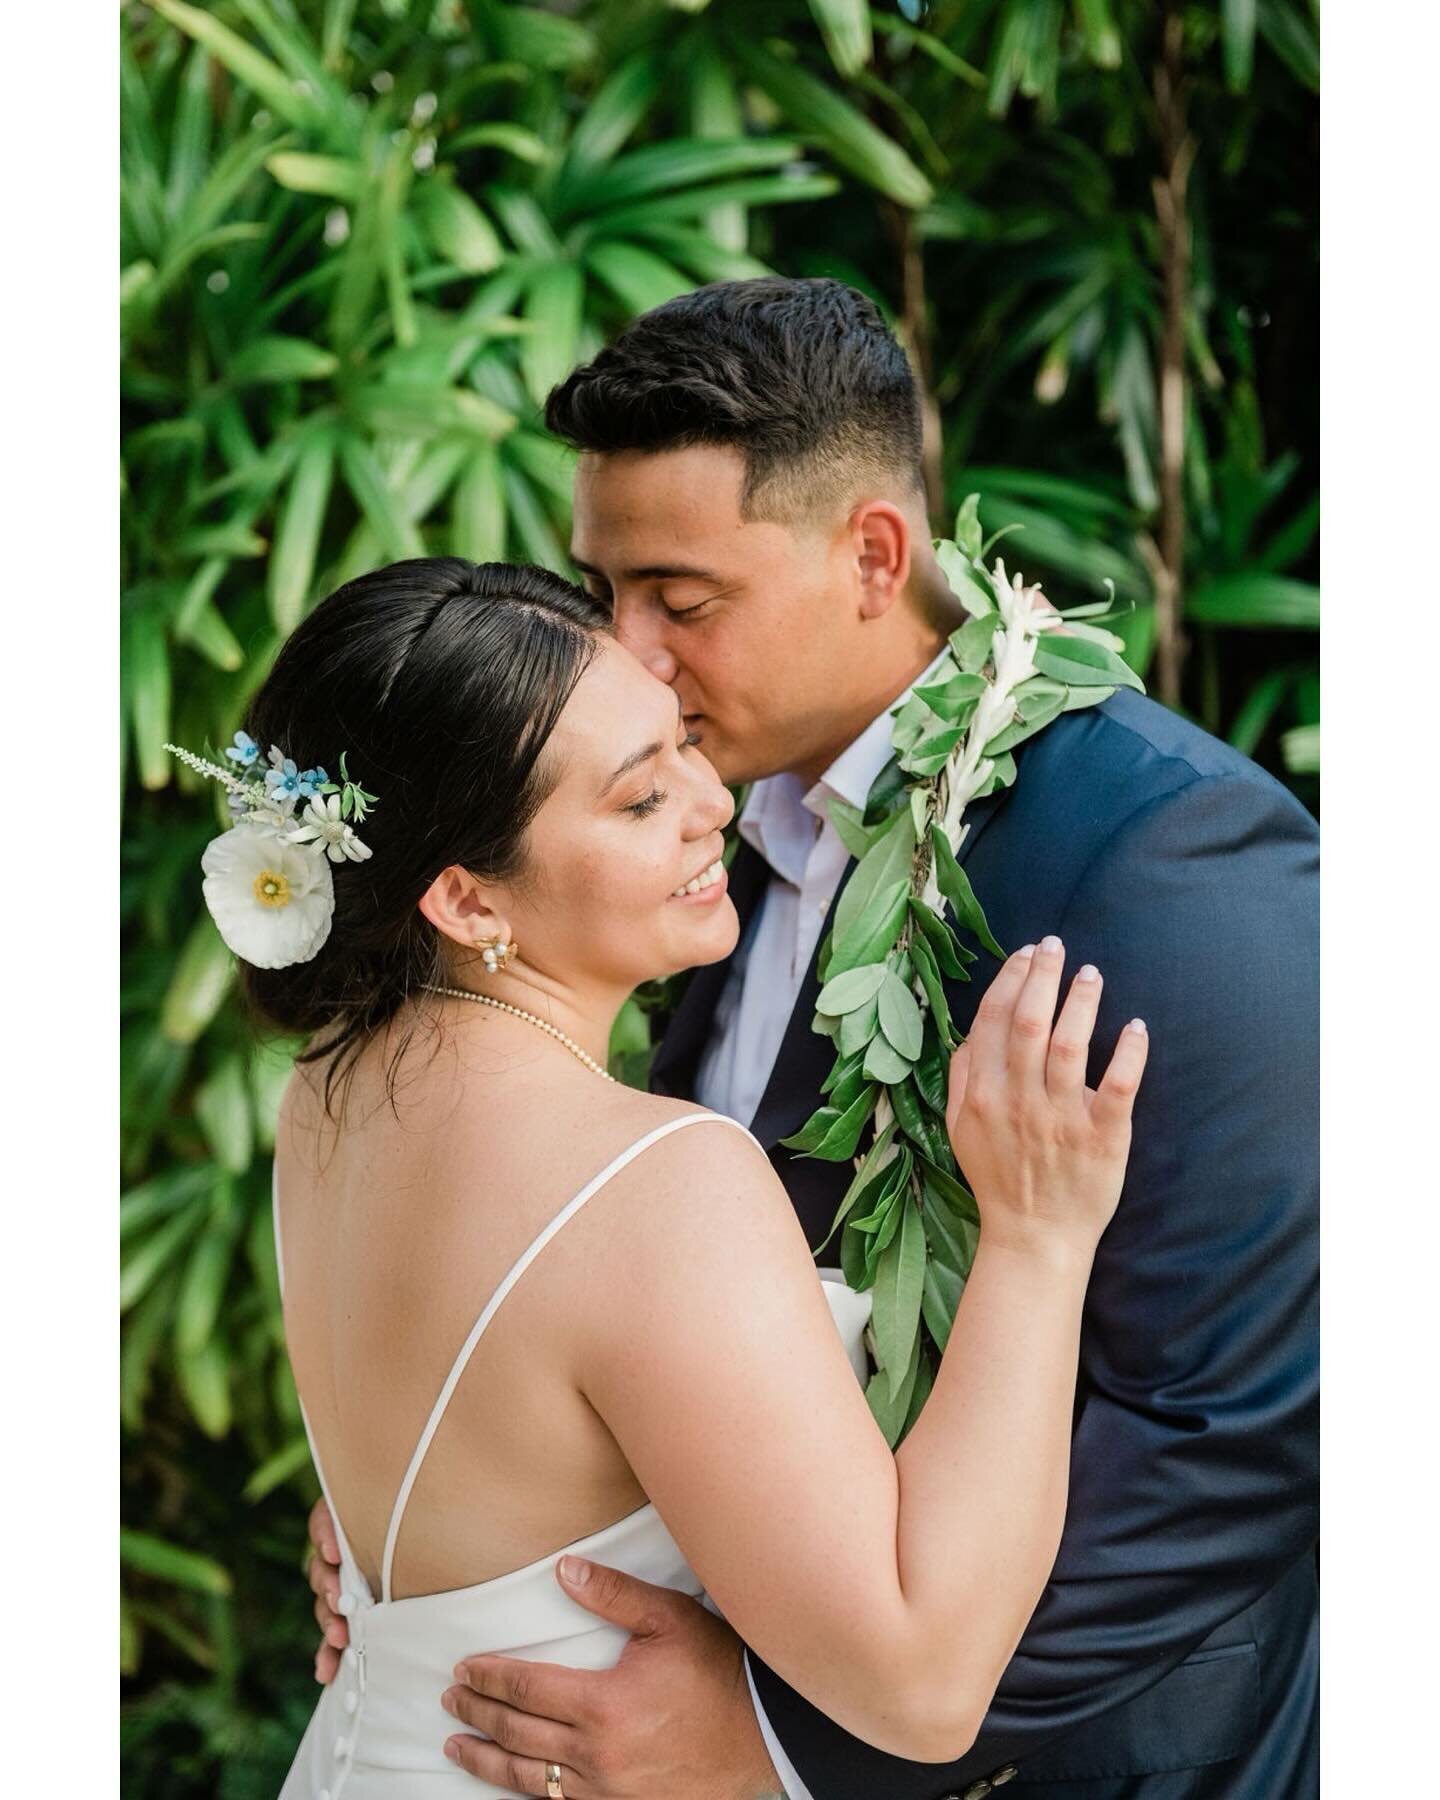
(201, 827, 336, 969)
(286, 793, 374, 864)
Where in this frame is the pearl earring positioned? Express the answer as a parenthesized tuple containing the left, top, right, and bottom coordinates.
(477, 934, 516, 975)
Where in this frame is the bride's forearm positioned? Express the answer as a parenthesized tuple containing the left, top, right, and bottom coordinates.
(887, 1232, 1093, 1753)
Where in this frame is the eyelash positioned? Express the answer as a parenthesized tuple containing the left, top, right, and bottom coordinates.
(623, 734, 703, 818)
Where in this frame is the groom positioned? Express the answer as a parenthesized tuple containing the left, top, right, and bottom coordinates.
(307, 279, 1319, 1797)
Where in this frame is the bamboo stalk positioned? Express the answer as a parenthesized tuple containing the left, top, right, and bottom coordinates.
(1151, 2, 1196, 708)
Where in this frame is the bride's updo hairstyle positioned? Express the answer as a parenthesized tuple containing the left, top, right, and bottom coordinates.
(239, 557, 609, 1103)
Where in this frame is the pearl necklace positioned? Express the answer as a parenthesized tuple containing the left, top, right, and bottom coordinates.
(421, 983, 616, 1083)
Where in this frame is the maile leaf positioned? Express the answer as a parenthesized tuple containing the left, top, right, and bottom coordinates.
(950, 611, 999, 674)
(936, 540, 995, 616)
(816, 961, 888, 1017)
(863, 1032, 913, 1084)
(877, 969, 924, 1060)
(827, 881, 910, 978)
(816, 1120, 898, 1255)
(1034, 634, 1144, 692)
(871, 1193, 926, 1399)
(780, 1082, 876, 1159)
(930, 826, 1005, 958)
(953, 494, 984, 558)
(838, 995, 881, 1058)
(909, 896, 974, 979)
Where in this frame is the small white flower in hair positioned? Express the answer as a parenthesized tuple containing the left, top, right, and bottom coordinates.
(287, 793, 374, 864)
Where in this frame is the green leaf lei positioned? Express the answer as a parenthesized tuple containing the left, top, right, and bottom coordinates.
(785, 496, 1145, 1445)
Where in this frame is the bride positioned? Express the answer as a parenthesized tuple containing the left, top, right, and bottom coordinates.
(198, 557, 1146, 1799)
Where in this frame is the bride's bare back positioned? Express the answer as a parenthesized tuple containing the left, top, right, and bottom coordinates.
(276, 1020, 702, 1600)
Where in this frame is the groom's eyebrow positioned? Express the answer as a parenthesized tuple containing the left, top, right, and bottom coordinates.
(598, 693, 686, 798)
(572, 556, 721, 583)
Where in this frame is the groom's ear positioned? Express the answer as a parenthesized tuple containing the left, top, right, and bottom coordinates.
(418, 865, 511, 952)
(850, 500, 912, 619)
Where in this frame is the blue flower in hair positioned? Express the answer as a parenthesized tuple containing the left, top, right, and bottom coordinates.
(297, 765, 328, 799)
(265, 758, 304, 808)
(225, 730, 260, 768)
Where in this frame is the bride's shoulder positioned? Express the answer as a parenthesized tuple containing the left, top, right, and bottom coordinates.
(592, 1087, 764, 1164)
(579, 1091, 794, 1245)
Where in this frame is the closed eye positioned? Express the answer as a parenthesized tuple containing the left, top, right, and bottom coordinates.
(622, 734, 701, 818)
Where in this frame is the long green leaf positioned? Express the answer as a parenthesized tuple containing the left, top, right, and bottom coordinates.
(559, 49, 660, 182)
(521, 262, 585, 407)
(1258, 0, 1320, 91)
(269, 425, 336, 633)
(243, 1435, 314, 1503)
(1186, 573, 1320, 629)
(338, 435, 427, 560)
(585, 242, 694, 315)
(583, 173, 841, 240)
(871, 1194, 925, 1398)
(230, 335, 338, 383)
(807, 0, 872, 76)
(120, 1529, 232, 1597)
(265, 151, 362, 200)
(414, 180, 504, 274)
(161, 916, 235, 1046)
(447, 123, 550, 164)
(560, 137, 797, 216)
(125, 609, 172, 791)
(452, 441, 508, 563)
(177, 1334, 232, 1438)
(1222, 0, 1258, 91)
(121, 1201, 208, 1314)
(194, 1059, 254, 1175)
(150, 2, 324, 131)
(727, 38, 932, 209)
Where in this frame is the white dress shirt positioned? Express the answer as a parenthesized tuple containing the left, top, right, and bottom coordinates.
(693, 655, 946, 1797)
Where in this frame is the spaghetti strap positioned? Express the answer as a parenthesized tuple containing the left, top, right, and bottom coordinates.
(378, 1110, 757, 1603)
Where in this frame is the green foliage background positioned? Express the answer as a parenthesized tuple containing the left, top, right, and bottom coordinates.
(120, 2, 1318, 1790)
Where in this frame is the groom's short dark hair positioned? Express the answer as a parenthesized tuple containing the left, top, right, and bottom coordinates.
(545, 277, 925, 522)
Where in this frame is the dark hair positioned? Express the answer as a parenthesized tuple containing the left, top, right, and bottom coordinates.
(239, 558, 608, 1108)
(544, 277, 924, 521)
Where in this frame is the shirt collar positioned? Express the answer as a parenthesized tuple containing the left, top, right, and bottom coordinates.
(738, 649, 949, 882)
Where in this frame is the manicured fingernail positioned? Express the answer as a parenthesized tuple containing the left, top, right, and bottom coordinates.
(444, 1738, 462, 1762)
(559, 1555, 591, 1586)
(1128, 1018, 1148, 1034)
(1017, 944, 1036, 959)
(1041, 935, 1063, 955)
(1077, 964, 1100, 982)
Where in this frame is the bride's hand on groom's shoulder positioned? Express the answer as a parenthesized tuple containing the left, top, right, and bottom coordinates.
(441, 1557, 781, 1799)
(945, 936, 1150, 1261)
(306, 1495, 347, 1684)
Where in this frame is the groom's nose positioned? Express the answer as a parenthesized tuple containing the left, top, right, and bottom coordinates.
(612, 599, 681, 685)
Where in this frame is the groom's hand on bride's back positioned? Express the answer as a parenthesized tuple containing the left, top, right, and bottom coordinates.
(442, 1556, 782, 1799)
(306, 1495, 348, 1684)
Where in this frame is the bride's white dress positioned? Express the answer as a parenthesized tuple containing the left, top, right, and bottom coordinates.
(275, 1112, 873, 1799)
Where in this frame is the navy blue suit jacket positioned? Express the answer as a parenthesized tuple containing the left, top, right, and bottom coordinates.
(652, 691, 1319, 1799)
